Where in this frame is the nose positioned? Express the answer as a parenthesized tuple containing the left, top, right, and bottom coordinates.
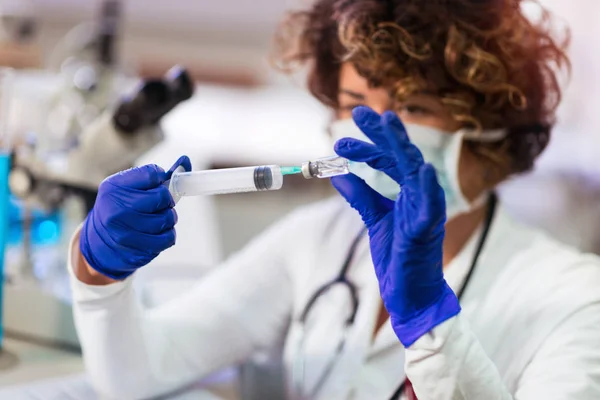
(367, 103, 390, 116)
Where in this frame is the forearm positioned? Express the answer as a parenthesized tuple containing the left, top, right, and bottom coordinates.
(405, 314, 512, 400)
(70, 234, 203, 399)
(68, 212, 298, 399)
(71, 229, 253, 399)
(72, 229, 118, 286)
(72, 278, 163, 398)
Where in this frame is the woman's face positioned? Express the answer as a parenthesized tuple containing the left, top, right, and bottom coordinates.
(336, 63, 488, 202)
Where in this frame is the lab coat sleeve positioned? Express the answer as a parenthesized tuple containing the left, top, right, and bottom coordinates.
(69, 206, 312, 400)
(404, 314, 512, 400)
(405, 305, 600, 399)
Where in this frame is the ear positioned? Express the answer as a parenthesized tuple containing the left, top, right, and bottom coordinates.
(458, 142, 509, 201)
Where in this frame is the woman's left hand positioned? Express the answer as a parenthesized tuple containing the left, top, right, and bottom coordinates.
(331, 106, 461, 347)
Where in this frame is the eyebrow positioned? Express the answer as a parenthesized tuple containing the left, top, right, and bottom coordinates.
(339, 89, 366, 100)
(415, 90, 437, 96)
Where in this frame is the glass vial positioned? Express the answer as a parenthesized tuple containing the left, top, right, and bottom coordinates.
(301, 156, 349, 179)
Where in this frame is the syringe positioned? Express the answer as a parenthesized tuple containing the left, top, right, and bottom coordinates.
(168, 155, 349, 203)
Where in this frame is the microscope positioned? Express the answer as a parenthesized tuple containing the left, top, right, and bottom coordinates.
(42, 0, 125, 153)
(8, 65, 194, 213)
(8, 0, 194, 213)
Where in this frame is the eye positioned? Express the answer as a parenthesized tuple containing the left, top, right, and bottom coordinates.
(398, 104, 431, 116)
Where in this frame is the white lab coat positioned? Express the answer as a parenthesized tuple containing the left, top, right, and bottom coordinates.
(69, 197, 600, 400)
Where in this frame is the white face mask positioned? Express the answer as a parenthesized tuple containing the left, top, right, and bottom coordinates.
(329, 118, 506, 220)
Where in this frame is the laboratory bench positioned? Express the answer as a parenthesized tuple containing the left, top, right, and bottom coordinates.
(0, 337, 83, 387)
(0, 338, 240, 399)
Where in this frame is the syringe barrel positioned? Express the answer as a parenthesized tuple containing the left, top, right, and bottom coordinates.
(169, 165, 283, 201)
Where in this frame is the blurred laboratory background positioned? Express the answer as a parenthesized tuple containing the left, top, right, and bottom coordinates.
(0, 0, 598, 398)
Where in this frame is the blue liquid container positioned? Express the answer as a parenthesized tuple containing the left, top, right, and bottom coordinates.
(0, 152, 10, 347)
(7, 198, 62, 247)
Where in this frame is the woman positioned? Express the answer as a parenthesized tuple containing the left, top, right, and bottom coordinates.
(70, 0, 600, 399)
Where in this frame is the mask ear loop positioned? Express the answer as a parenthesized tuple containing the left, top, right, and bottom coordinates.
(326, 117, 334, 139)
(325, 112, 349, 140)
(462, 128, 508, 142)
(443, 129, 474, 216)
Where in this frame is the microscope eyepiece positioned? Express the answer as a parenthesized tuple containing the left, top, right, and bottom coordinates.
(113, 66, 194, 134)
(165, 65, 194, 104)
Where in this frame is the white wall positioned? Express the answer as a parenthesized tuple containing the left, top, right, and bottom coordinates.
(529, 0, 600, 178)
(30, 0, 304, 82)
(500, 0, 600, 253)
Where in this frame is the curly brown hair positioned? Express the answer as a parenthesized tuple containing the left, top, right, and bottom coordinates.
(272, 0, 570, 175)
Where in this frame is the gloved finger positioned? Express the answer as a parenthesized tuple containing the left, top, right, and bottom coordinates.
(112, 185, 175, 213)
(115, 208, 178, 234)
(380, 111, 424, 176)
(101, 245, 157, 276)
(166, 155, 192, 179)
(405, 163, 446, 237)
(332, 174, 393, 227)
(111, 227, 177, 252)
(351, 106, 395, 151)
(335, 138, 404, 184)
(419, 163, 446, 222)
(352, 107, 423, 178)
(109, 243, 165, 276)
(81, 216, 158, 272)
(107, 164, 168, 190)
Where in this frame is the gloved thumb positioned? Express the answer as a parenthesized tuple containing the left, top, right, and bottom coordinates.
(166, 155, 192, 179)
(331, 174, 392, 227)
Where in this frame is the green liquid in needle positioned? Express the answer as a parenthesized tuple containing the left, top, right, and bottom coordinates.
(281, 166, 302, 175)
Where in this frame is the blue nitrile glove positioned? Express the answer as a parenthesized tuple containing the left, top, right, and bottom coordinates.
(79, 156, 192, 280)
(331, 107, 460, 347)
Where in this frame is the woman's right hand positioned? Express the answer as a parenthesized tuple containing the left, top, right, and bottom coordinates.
(78, 156, 192, 280)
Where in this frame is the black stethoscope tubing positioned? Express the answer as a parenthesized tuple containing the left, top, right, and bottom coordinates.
(389, 193, 498, 399)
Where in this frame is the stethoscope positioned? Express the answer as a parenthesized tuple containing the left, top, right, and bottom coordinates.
(292, 193, 498, 400)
